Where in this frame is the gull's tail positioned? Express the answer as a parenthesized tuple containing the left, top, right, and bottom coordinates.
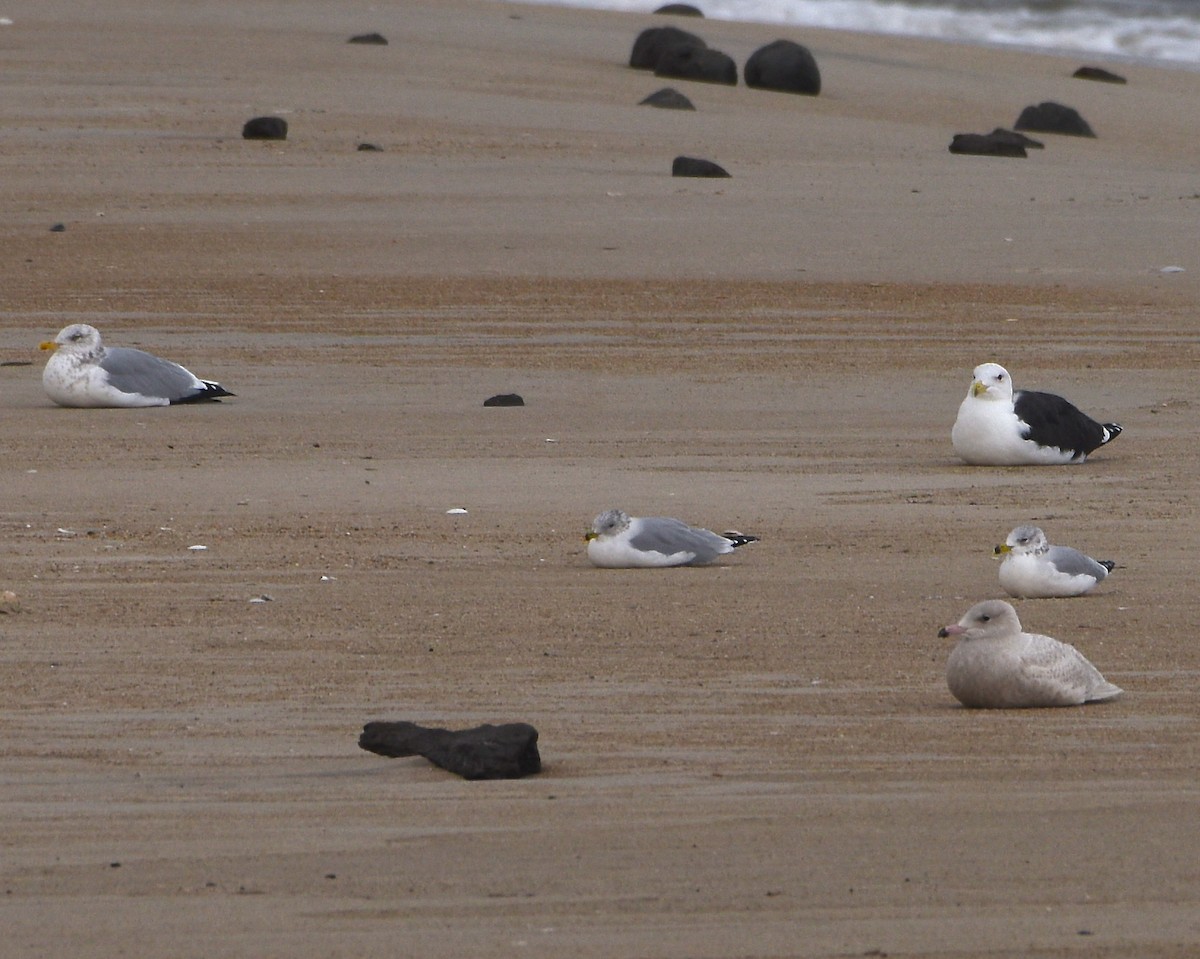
(722, 531, 760, 549)
(1100, 423, 1122, 445)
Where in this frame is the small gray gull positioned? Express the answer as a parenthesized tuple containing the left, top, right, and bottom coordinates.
(584, 509, 758, 568)
(938, 599, 1122, 708)
(995, 524, 1115, 598)
(40, 324, 234, 408)
(951, 362, 1121, 465)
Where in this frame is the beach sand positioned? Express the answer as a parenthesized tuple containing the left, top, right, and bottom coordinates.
(2, 1, 1198, 956)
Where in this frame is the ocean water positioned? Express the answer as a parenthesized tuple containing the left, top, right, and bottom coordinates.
(514, 0, 1200, 66)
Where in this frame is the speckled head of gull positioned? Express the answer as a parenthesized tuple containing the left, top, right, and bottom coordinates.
(951, 362, 1121, 465)
(40, 324, 234, 408)
(583, 509, 758, 568)
(937, 599, 1123, 709)
(994, 524, 1116, 599)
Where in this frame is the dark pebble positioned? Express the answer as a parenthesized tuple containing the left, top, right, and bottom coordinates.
(484, 393, 525, 407)
(639, 87, 695, 110)
(948, 132, 1026, 157)
(672, 155, 730, 178)
(989, 127, 1043, 149)
(1014, 101, 1095, 137)
(242, 116, 288, 140)
(1073, 66, 1126, 84)
(359, 721, 542, 780)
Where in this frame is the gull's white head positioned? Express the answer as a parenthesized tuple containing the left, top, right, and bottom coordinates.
(938, 599, 1021, 642)
(995, 525, 1049, 558)
(40, 323, 104, 356)
(585, 508, 631, 543)
(967, 362, 1013, 401)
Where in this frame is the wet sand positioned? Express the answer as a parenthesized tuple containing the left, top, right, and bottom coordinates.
(2, 1, 1198, 956)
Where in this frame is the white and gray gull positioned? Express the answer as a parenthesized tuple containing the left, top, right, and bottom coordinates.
(951, 362, 1121, 465)
(995, 525, 1115, 598)
(40, 324, 234, 408)
(937, 599, 1123, 708)
(584, 509, 758, 568)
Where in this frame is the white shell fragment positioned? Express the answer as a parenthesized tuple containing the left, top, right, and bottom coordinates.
(446, 508, 468, 515)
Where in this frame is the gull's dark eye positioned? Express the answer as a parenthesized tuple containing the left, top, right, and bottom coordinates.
(979, 614, 991, 622)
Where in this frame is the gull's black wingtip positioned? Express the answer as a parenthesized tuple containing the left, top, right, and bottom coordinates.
(172, 381, 235, 404)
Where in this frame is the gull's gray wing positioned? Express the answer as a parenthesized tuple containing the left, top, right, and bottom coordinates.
(1045, 545, 1111, 580)
(100, 347, 208, 402)
(628, 517, 732, 564)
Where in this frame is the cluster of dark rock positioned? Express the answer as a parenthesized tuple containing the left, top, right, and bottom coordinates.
(632, 26, 821, 96)
(633, 25, 823, 178)
(949, 101, 1094, 157)
(949, 63, 1125, 157)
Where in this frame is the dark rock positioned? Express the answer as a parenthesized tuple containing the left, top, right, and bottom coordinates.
(949, 133, 1027, 158)
(348, 32, 388, 45)
(359, 721, 542, 780)
(49, 223, 66, 232)
(630, 26, 705, 70)
(356, 142, 382, 151)
(654, 3, 704, 14)
(655, 44, 737, 86)
(744, 39, 821, 96)
(483, 393, 525, 407)
(1073, 65, 1126, 84)
(242, 116, 288, 140)
(989, 127, 1044, 149)
(639, 87, 696, 110)
(1013, 101, 1095, 137)
(672, 155, 730, 178)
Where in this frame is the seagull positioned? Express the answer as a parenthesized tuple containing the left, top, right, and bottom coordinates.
(937, 599, 1123, 708)
(584, 509, 758, 568)
(951, 362, 1121, 465)
(40, 324, 234, 408)
(995, 525, 1115, 598)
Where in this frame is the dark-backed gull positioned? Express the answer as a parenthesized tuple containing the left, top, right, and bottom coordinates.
(40, 324, 234, 408)
(951, 362, 1121, 465)
(995, 525, 1115, 598)
(938, 599, 1123, 708)
(584, 509, 758, 568)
